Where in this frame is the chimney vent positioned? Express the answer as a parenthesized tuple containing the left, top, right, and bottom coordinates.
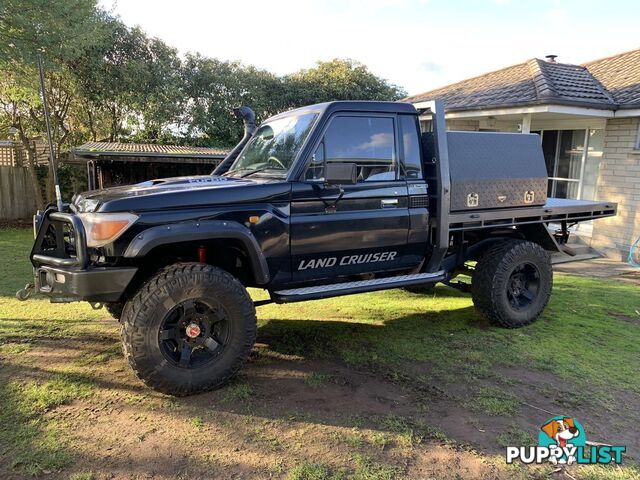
(545, 55, 558, 63)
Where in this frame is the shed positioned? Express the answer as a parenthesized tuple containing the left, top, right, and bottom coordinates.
(72, 142, 229, 189)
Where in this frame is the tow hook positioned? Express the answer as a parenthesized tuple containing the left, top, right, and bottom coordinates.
(15, 283, 35, 301)
(89, 302, 104, 310)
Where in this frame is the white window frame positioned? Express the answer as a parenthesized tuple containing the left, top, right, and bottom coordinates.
(542, 128, 604, 200)
(635, 121, 640, 150)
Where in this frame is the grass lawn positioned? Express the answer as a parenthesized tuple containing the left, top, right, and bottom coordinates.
(0, 227, 639, 479)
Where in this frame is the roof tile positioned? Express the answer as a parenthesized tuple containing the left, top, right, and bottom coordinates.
(406, 48, 640, 111)
(584, 48, 640, 106)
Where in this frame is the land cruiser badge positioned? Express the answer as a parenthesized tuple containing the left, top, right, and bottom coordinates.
(466, 192, 479, 207)
(297, 251, 398, 270)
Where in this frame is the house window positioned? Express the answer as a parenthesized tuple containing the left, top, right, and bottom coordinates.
(582, 129, 604, 201)
(636, 121, 640, 150)
(539, 128, 604, 201)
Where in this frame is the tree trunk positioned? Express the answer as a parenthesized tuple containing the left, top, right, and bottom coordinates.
(87, 107, 97, 141)
(16, 126, 45, 210)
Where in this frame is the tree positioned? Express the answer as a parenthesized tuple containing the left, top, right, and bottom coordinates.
(178, 58, 406, 148)
(71, 19, 183, 143)
(0, 0, 105, 65)
(0, 0, 108, 207)
(179, 54, 286, 147)
(0, 64, 90, 206)
(1, 0, 411, 207)
(285, 59, 406, 106)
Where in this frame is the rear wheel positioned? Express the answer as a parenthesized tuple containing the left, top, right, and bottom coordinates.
(121, 263, 256, 395)
(471, 240, 552, 328)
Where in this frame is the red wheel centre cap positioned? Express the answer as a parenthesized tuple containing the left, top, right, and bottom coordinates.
(185, 323, 201, 338)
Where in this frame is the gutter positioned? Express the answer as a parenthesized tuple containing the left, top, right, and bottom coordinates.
(415, 99, 640, 120)
(71, 150, 227, 159)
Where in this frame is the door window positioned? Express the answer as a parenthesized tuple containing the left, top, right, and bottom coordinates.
(399, 115, 423, 179)
(305, 116, 397, 182)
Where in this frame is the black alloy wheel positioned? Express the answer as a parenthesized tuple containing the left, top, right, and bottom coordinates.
(159, 298, 230, 369)
(505, 262, 541, 311)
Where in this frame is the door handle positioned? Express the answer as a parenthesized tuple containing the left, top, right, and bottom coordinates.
(381, 198, 399, 208)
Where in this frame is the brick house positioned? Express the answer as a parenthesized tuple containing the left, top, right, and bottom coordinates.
(406, 48, 640, 260)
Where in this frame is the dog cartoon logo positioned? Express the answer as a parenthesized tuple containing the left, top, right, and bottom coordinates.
(539, 416, 585, 464)
(506, 415, 625, 465)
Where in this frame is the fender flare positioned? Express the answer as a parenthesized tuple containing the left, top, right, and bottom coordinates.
(123, 220, 270, 284)
(443, 224, 562, 271)
(515, 223, 561, 252)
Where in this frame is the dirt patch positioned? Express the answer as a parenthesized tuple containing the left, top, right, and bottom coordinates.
(618, 271, 640, 286)
(491, 365, 640, 455)
(354, 359, 640, 462)
(0, 339, 540, 480)
(609, 311, 640, 326)
(0, 337, 527, 480)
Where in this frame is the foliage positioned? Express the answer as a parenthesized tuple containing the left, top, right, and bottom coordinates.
(0, 0, 109, 206)
(71, 19, 183, 142)
(0, 0, 106, 66)
(178, 54, 285, 146)
(0, 2, 407, 206)
(1, 4, 406, 154)
(286, 59, 406, 106)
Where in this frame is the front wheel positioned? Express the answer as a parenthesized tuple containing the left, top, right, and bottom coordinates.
(471, 240, 552, 328)
(121, 263, 256, 395)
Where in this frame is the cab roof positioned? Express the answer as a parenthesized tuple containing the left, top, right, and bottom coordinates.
(267, 101, 417, 122)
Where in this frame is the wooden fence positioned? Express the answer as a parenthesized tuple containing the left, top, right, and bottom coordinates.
(0, 166, 38, 220)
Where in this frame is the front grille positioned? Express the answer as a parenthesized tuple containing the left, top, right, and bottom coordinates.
(409, 195, 429, 208)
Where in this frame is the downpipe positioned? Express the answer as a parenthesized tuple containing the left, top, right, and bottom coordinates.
(212, 106, 257, 176)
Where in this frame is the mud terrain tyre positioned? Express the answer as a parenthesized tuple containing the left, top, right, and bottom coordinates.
(105, 302, 124, 320)
(121, 263, 256, 395)
(471, 240, 552, 328)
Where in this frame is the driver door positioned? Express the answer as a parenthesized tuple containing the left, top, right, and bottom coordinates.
(289, 113, 412, 283)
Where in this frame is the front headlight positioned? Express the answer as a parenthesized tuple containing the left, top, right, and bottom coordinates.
(78, 212, 138, 248)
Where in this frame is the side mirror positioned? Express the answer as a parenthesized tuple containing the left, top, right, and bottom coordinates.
(324, 162, 357, 186)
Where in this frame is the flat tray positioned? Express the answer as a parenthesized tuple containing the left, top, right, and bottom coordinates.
(447, 197, 617, 232)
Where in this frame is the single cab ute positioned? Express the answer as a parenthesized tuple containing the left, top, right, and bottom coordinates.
(27, 100, 617, 395)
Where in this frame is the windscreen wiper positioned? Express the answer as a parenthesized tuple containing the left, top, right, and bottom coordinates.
(238, 167, 284, 178)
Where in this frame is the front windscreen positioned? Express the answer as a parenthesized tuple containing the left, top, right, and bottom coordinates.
(226, 112, 318, 177)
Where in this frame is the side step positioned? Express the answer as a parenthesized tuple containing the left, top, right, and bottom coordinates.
(272, 271, 447, 303)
